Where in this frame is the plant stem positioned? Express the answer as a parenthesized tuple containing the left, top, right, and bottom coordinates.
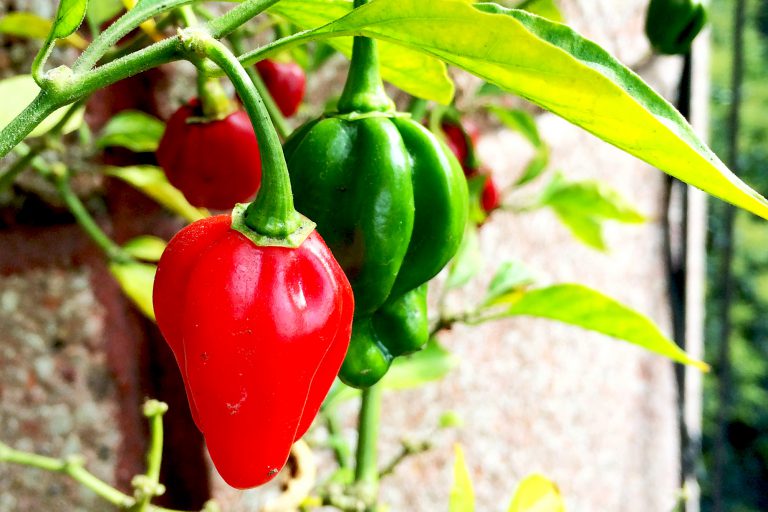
(0, 143, 43, 193)
(325, 410, 352, 469)
(228, 31, 291, 139)
(337, 0, 393, 114)
(0, 441, 135, 508)
(53, 169, 132, 263)
(354, 384, 382, 510)
(187, 30, 302, 239)
(207, 0, 282, 39)
(135, 400, 169, 512)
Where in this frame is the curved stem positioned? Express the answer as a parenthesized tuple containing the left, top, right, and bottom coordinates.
(187, 30, 301, 239)
(207, 0, 283, 39)
(337, 0, 393, 114)
(31, 38, 56, 84)
(355, 384, 382, 510)
(54, 170, 132, 263)
(0, 441, 135, 508)
(0, 143, 43, 193)
(228, 31, 290, 139)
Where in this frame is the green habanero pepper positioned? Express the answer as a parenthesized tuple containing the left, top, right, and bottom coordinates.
(283, 8, 467, 388)
(645, 0, 708, 55)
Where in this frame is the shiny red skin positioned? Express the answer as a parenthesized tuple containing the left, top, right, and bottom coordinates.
(255, 59, 306, 118)
(153, 215, 353, 488)
(441, 120, 480, 174)
(156, 103, 262, 210)
(481, 174, 501, 213)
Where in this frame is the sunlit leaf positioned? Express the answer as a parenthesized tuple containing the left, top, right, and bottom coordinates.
(380, 339, 459, 390)
(0, 12, 88, 49)
(508, 474, 565, 512)
(537, 173, 645, 250)
(450, 444, 475, 512)
(445, 224, 482, 290)
(123, 235, 167, 262)
(487, 106, 542, 147)
(52, 0, 88, 39)
(106, 165, 208, 223)
(483, 261, 537, 306)
(0, 75, 84, 137)
(270, 0, 454, 104)
(97, 110, 165, 152)
(303, 0, 768, 220)
(515, 0, 564, 22)
(496, 284, 709, 370)
(109, 260, 156, 320)
(87, 0, 124, 26)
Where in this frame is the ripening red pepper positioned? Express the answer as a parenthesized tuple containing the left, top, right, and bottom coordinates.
(481, 173, 501, 213)
(441, 119, 480, 174)
(156, 100, 262, 210)
(153, 213, 353, 488)
(256, 59, 306, 118)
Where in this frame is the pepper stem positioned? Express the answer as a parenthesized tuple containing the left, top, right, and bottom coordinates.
(336, 0, 394, 114)
(180, 28, 307, 244)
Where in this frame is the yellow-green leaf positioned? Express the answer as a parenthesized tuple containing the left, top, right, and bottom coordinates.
(106, 165, 208, 223)
(0, 12, 88, 49)
(508, 474, 565, 512)
(109, 261, 156, 320)
(52, 0, 88, 39)
(270, 0, 454, 104)
(0, 75, 84, 137)
(449, 444, 475, 512)
(516, 0, 564, 22)
(123, 235, 167, 262)
(502, 284, 709, 370)
(306, 0, 768, 220)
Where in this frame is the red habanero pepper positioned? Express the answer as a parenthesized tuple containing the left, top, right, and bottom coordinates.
(256, 59, 306, 118)
(153, 213, 353, 488)
(481, 173, 501, 213)
(441, 119, 480, 174)
(156, 100, 262, 210)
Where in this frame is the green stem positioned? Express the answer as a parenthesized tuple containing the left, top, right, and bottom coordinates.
(325, 410, 352, 469)
(407, 97, 428, 120)
(207, 0, 282, 39)
(185, 29, 302, 239)
(53, 169, 132, 263)
(31, 38, 56, 84)
(177, 5, 199, 27)
(229, 32, 291, 139)
(0, 441, 135, 508)
(355, 384, 382, 510)
(135, 400, 169, 512)
(0, 144, 43, 193)
(337, 0, 393, 114)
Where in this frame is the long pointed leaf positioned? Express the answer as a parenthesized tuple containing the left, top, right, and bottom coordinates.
(306, 0, 768, 219)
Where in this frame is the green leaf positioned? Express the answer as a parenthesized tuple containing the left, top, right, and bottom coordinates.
(445, 224, 483, 290)
(123, 235, 167, 262)
(86, 0, 124, 27)
(516, 147, 549, 186)
(380, 339, 459, 390)
(0, 12, 88, 49)
(439, 410, 464, 429)
(270, 0, 454, 104)
(109, 261, 156, 320)
(307, 0, 768, 220)
(97, 110, 165, 152)
(450, 444, 475, 512)
(500, 284, 709, 370)
(515, 0, 564, 22)
(536, 173, 645, 250)
(476, 81, 507, 97)
(0, 75, 84, 137)
(52, 0, 88, 39)
(483, 261, 537, 306)
(106, 165, 208, 223)
(466, 174, 489, 225)
(487, 106, 542, 147)
(508, 474, 565, 512)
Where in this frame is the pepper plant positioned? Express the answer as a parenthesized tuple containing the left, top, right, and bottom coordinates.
(0, 0, 760, 510)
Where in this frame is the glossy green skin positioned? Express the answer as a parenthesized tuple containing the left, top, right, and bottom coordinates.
(285, 114, 468, 387)
(645, 0, 707, 55)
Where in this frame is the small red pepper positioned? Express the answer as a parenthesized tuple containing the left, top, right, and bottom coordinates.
(156, 100, 262, 210)
(153, 214, 353, 488)
(441, 119, 480, 174)
(256, 59, 306, 118)
(481, 173, 501, 213)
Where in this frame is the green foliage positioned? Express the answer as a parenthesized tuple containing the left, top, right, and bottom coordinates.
(507, 474, 565, 512)
(96, 110, 165, 152)
(52, 0, 88, 39)
(449, 445, 475, 512)
(0, 75, 84, 137)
